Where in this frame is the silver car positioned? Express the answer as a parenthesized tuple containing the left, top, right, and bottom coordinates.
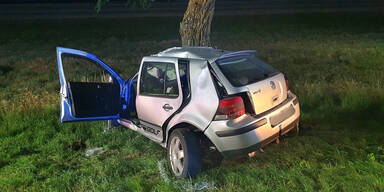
(56, 46, 300, 178)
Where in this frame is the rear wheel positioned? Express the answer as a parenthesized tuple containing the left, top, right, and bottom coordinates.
(167, 128, 202, 178)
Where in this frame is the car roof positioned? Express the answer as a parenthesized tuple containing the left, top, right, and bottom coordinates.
(154, 47, 257, 64)
(154, 47, 230, 61)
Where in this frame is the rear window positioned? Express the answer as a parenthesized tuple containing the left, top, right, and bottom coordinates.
(215, 55, 278, 87)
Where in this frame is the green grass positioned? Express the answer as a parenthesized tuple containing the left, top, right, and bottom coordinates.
(0, 11, 384, 191)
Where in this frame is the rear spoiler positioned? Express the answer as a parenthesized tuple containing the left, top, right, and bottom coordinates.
(216, 50, 257, 60)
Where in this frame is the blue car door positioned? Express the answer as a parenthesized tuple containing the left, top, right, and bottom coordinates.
(56, 47, 125, 123)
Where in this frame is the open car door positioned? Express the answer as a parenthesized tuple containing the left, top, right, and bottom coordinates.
(57, 47, 125, 123)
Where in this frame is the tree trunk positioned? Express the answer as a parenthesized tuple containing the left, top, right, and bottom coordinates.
(179, 0, 216, 47)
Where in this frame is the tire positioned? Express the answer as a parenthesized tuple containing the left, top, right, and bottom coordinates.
(167, 128, 202, 178)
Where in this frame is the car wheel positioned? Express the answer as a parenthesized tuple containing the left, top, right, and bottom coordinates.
(167, 128, 202, 178)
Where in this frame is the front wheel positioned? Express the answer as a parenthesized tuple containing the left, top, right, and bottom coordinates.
(167, 129, 202, 178)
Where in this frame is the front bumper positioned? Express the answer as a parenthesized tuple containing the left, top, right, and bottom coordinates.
(204, 92, 300, 158)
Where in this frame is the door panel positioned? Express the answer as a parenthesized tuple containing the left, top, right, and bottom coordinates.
(57, 47, 124, 123)
(68, 82, 120, 118)
(136, 58, 182, 138)
(137, 96, 182, 127)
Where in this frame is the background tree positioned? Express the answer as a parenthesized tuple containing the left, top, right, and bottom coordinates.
(96, 0, 216, 46)
(179, 0, 216, 46)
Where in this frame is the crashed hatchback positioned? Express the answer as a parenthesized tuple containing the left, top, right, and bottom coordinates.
(56, 46, 300, 178)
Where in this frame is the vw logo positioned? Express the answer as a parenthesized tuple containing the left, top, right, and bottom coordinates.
(270, 81, 276, 90)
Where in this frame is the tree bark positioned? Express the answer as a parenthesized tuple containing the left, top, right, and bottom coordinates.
(179, 0, 216, 47)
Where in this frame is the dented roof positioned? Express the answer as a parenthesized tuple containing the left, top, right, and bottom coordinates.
(154, 47, 257, 63)
(154, 47, 230, 61)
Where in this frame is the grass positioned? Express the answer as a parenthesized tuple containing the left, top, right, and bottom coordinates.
(0, 11, 384, 191)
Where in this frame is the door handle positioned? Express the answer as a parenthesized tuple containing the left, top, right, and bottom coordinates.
(162, 104, 173, 111)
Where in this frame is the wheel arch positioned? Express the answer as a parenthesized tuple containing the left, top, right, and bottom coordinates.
(165, 122, 218, 151)
(166, 122, 197, 147)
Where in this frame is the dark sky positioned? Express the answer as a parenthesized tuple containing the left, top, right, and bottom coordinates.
(0, 0, 197, 3)
(0, 0, 192, 3)
(0, 0, 128, 3)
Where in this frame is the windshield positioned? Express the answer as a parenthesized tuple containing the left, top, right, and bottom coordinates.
(215, 55, 278, 87)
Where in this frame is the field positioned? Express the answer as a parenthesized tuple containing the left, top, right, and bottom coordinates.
(0, 11, 384, 191)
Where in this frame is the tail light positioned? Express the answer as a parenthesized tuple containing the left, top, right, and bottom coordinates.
(214, 96, 245, 120)
(285, 79, 289, 91)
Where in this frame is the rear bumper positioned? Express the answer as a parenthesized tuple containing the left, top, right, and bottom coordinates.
(204, 92, 300, 158)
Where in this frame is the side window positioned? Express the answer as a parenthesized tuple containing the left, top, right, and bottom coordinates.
(140, 62, 166, 96)
(178, 60, 190, 98)
(62, 53, 114, 83)
(140, 62, 179, 98)
(165, 64, 178, 97)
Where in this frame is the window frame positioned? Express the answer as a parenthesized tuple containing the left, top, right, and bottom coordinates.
(61, 53, 118, 85)
(139, 61, 180, 99)
(178, 59, 191, 99)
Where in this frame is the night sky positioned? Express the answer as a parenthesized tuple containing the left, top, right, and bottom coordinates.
(0, 0, 127, 3)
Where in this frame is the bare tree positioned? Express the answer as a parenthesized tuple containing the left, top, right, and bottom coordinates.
(96, 0, 216, 47)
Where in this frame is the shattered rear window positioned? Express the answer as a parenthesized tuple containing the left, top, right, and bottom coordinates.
(215, 55, 278, 87)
